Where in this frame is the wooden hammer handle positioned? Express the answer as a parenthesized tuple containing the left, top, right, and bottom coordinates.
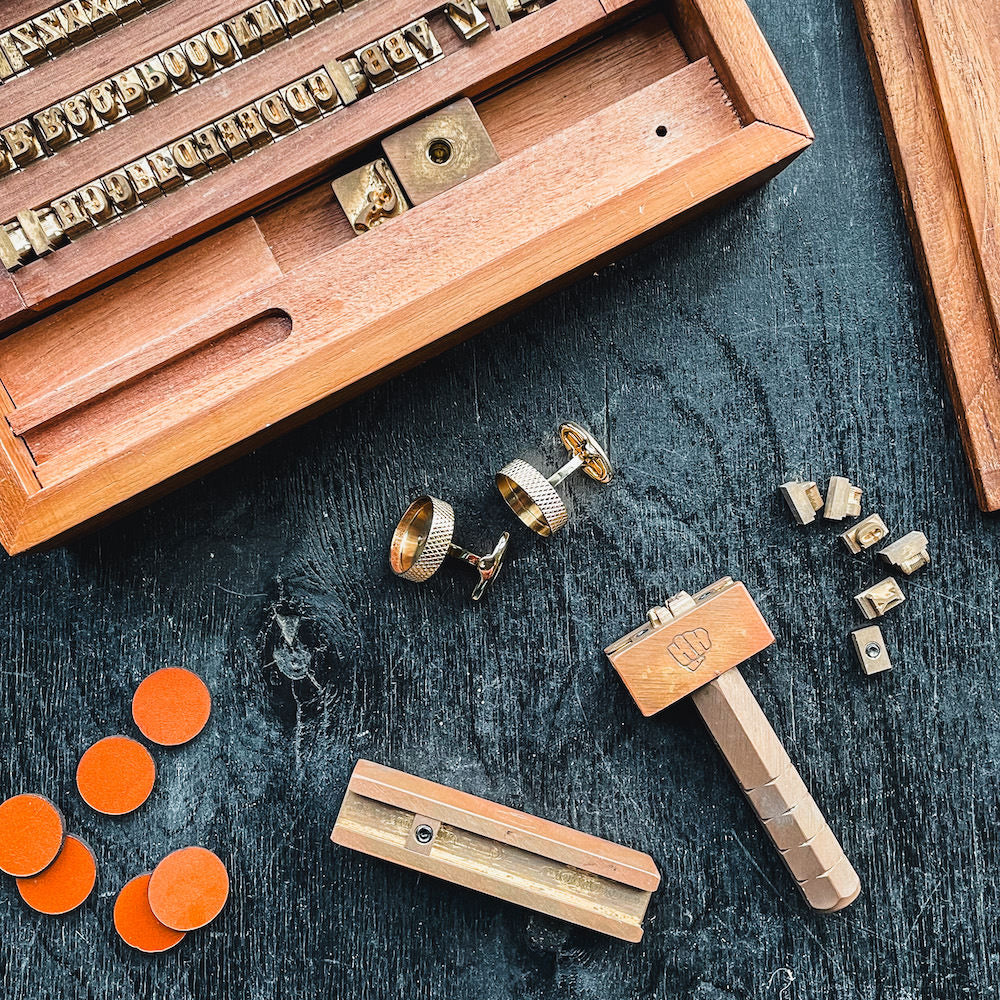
(690, 668, 861, 912)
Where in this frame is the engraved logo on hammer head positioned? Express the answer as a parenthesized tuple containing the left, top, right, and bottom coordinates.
(666, 628, 712, 672)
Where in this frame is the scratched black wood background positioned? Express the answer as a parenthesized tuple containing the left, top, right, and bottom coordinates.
(2, 1, 998, 997)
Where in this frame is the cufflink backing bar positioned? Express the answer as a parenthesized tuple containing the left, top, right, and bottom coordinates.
(390, 495, 508, 600)
(496, 421, 612, 537)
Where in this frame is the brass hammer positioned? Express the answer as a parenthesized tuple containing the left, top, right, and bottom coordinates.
(605, 577, 860, 912)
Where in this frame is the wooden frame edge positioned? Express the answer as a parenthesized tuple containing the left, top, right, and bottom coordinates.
(668, 0, 813, 139)
(853, 0, 1000, 512)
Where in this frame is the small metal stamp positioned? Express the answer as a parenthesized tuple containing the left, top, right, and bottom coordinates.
(778, 480, 823, 524)
(382, 99, 500, 206)
(496, 421, 612, 537)
(854, 577, 905, 620)
(332, 159, 410, 235)
(444, 0, 490, 41)
(851, 626, 892, 675)
(840, 513, 889, 554)
(823, 476, 862, 521)
(389, 495, 509, 601)
(878, 530, 929, 575)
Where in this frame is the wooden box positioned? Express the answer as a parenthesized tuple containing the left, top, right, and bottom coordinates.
(0, 0, 810, 553)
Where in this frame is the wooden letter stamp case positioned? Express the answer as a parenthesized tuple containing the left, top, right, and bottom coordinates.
(0, 0, 810, 552)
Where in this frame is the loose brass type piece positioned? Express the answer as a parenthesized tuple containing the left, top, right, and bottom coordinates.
(496, 422, 613, 537)
(823, 476, 862, 520)
(878, 530, 929, 575)
(382, 99, 500, 206)
(605, 578, 861, 913)
(854, 577, 905, 619)
(444, 0, 490, 41)
(851, 625, 892, 675)
(840, 513, 889, 553)
(331, 760, 661, 941)
(332, 159, 410, 235)
(778, 480, 823, 524)
(389, 495, 508, 601)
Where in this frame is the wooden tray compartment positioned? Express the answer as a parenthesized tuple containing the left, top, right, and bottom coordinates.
(0, 0, 811, 553)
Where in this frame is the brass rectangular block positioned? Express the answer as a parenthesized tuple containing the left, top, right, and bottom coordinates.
(9, 22, 48, 66)
(33, 12, 72, 54)
(57, 2, 96, 42)
(17, 210, 53, 256)
(332, 158, 409, 235)
(2, 122, 43, 166)
(382, 98, 500, 206)
(402, 19, 443, 64)
(851, 625, 892, 675)
(147, 148, 185, 189)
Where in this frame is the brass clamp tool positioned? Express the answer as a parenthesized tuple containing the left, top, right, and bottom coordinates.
(605, 577, 861, 913)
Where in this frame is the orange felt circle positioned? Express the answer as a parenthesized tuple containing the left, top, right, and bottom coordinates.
(114, 874, 186, 953)
(16, 834, 96, 914)
(76, 736, 156, 815)
(0, 794, 65, 877)
(131, 667, 212, 747)
(147, 847, 230, 931)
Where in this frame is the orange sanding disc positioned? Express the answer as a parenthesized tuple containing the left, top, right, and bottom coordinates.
(76, 736, 156, 815)
(147, 847, 230, 931)
(0, 793, 65, 877)
(114, 873, 186, 953)
(16, 834, 96, 914)
(131, 667, 212, 746)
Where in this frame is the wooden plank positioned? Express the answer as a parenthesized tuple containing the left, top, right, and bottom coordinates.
(854, 0, 1000, 510)
(911, 0, 1000, 345)
(0, 219, 281, 416)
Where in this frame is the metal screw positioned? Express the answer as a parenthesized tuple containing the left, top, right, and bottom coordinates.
(865, 642, 882, 659)
(414, 823, 434, 844)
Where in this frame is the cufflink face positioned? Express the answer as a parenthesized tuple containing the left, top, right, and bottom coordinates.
(390, 495, 455, 583)
(389, 495, 509, 601)
(496, 421, 613, 537)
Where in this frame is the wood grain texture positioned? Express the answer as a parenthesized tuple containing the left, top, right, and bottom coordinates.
(911, 0, 1000, 344)
(853, 0, 1000, 509)
(2, 0, 997, 997)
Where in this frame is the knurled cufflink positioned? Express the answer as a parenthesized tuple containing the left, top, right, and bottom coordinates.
(496, 421, 613, 537)
(390, 495, 509, 601)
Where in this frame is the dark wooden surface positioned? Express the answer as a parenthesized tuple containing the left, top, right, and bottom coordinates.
(2, 1, 997, 996)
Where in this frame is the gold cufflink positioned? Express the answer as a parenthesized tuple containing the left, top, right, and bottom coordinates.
(389, 495, 509, 601)
(496, 421, 613, 536)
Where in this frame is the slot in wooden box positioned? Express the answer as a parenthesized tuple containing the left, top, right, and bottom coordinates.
(0, 0, 810, 553)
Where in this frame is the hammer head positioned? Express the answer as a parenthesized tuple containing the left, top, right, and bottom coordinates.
(604, 578, 774, 716)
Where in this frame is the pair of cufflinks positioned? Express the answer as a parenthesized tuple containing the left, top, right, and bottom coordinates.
(389, 422, 612, 600)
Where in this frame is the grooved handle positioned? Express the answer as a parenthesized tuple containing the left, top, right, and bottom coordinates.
(690, 668, 861, 912)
